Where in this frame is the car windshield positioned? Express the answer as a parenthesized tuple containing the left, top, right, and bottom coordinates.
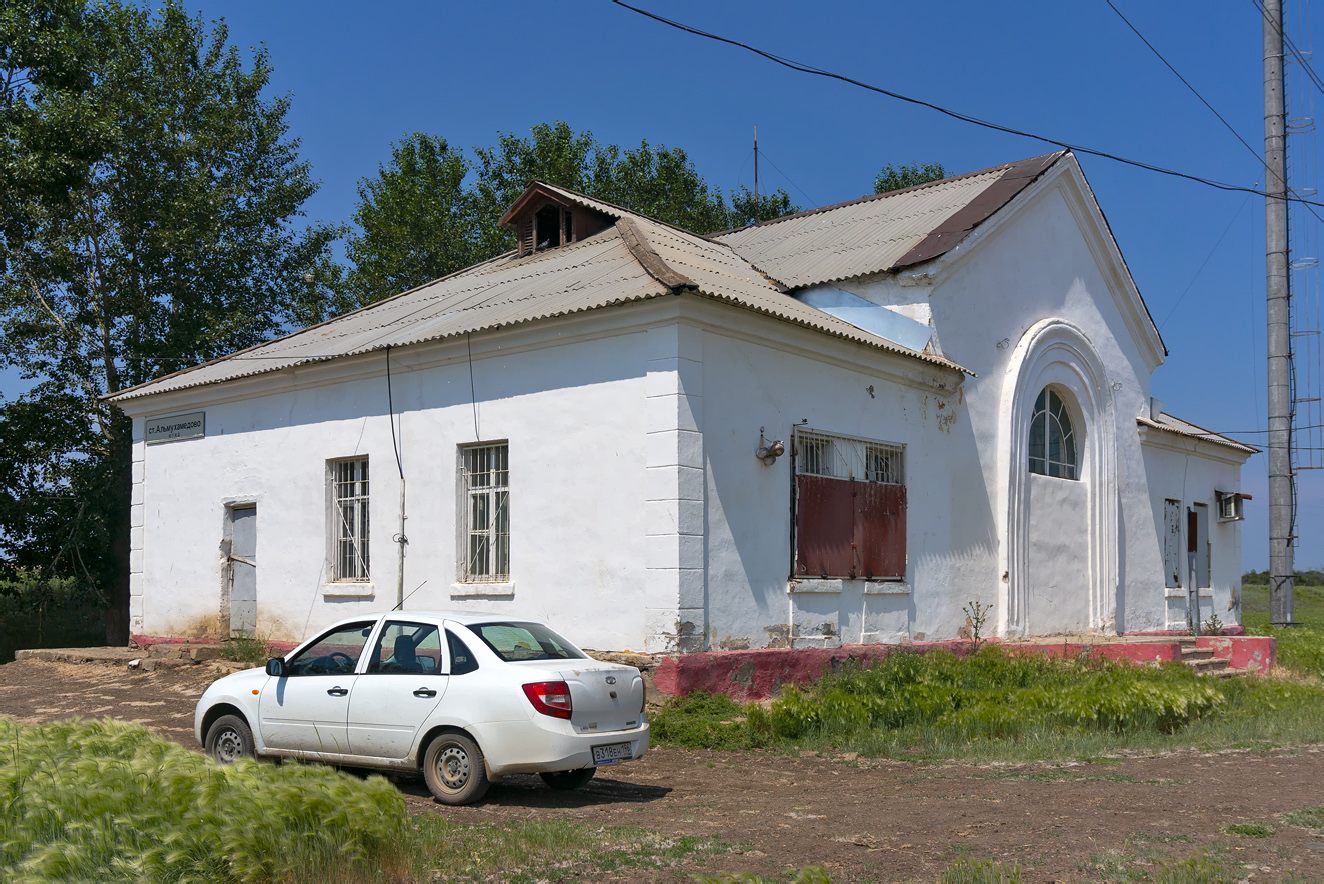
(469, 622, 586, 662)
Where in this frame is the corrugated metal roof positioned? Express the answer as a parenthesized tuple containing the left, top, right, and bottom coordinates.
(108, 192, 971, 403)
(109, 229, 667, 401)
(1137, 414, 1259, 455)
(713, 153, 1064, 289)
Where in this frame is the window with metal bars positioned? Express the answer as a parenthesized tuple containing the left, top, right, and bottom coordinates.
(461, 443, 510, 582)
(331, 458, 370, 581)
(793, 428, 906, 580)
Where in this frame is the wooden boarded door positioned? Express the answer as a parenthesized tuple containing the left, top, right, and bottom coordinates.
(230, 506, 257, 637)
(1164, 499, 1182, 588)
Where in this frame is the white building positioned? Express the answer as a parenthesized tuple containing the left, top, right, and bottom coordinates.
(109, 151, 1255, 653)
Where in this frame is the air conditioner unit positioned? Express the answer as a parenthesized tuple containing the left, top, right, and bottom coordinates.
(1216, 490, 1246, 522)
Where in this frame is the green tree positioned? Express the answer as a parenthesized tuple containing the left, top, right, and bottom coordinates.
(874, 161, 947, 194)
(343, 133, 474, 304)
(0, 1, 337, 642)
(346, 121, 800, 299)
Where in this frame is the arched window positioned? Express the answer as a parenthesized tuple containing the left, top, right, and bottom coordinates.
(1028, 388, 1078, 479)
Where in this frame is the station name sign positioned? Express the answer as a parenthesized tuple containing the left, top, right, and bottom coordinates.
(145, 411, 205, 444)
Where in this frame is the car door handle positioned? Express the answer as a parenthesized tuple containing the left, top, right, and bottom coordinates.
(413, 687, 437, 698)
(327, 686, 348, 697)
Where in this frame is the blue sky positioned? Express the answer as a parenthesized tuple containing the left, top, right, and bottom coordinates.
(9, 1, 1323, 569)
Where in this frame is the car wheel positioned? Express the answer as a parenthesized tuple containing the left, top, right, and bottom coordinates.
(422, 733, 490, 805)
(205, 714, 255, 764)
(539, 768, 595, 791)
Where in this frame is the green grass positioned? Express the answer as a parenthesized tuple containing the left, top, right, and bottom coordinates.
(1224, 821, 1274, 837)
(1243, 584, 1324, 677)
(651, 645, 1324, 762)
(938, 857, 1023, 883)
(0, 717, 730, 882)
(218, 630, 281, 666)
(1283, 805, 1324, 836)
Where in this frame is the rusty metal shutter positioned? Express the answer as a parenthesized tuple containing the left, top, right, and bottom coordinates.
(796, 475, 906, 580)
(796, 475, 855, 578)
(855, 481, 907, 579)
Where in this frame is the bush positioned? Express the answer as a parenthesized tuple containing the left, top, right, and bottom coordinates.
(0, 718, 407, 881)
(745, 648, 1223, 744)
(650, 691, 754, 750)
(0, 575, 106, 662)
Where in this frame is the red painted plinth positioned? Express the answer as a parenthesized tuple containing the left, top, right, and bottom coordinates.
(654, 634, 1278, 700)
(1196, 635, 1276, 672)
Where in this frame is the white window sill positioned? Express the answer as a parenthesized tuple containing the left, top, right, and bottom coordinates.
(788, 579, 910, 595)
(451, 581, 515, 599)
(323, 582, 374, 599)
(1165, 587, 1214, 598)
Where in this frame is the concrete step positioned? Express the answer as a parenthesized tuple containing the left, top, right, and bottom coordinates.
(1184, 656, 1230, 674)
(1181, 646, 1216, 661)
(146, 642, 228, 662)
(14, 647, 139, 666)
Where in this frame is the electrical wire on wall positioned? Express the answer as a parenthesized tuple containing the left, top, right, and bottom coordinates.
(386, 345, 408, 609)
(466, 332, 480, 441)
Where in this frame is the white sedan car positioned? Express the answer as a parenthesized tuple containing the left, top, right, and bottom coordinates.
(194, 611, 649, 804)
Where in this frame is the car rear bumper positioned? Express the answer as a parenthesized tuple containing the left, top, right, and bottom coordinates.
(474, 719, 650, 779)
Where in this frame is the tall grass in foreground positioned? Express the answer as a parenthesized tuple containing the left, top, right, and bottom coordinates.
(0, 718, 407, 881)
(0, 718, 729, 882)
(652, 645, 1324, 761)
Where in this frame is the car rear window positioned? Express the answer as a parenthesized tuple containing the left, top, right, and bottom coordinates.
(469, 622, 587, 662)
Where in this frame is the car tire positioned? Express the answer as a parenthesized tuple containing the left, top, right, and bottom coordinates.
(205, 714, 255, 764)
(422, 732, 490, 805)
(540, 768, 595, 791)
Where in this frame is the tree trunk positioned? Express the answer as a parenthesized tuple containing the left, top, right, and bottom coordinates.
(104, 419, 132, 646)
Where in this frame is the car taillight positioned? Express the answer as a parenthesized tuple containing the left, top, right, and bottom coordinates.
(640, 682, 647, 714)
(523, 681, 572, 719)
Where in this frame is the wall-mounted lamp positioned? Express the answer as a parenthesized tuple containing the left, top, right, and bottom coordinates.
(756, 427, 784, 466)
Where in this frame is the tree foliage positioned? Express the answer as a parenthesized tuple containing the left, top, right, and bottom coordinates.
(874, 161, 947, 194)
(0, 1, 337, 639)
(345, 122, 800, 300)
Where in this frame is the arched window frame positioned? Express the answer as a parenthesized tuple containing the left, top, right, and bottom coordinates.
(1028, 387, 1079, 480)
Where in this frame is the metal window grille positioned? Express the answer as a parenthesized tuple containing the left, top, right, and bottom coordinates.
(462, 443, 510, 582)
(332, 458, 370, 581)
(795, 428, 904, 485)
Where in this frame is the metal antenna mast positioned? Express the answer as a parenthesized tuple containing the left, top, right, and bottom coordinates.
(754, 124, 759, 202)
(1265, 0, 1296, 625)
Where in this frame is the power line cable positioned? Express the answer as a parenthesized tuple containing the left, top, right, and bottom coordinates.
(1106, 1, 1324, 228)
(1107, 1, 1263, 164)
(610, 0, 1324, 209)
(1252, 0, 1324, 95)
(1158, 193, 1255, 330)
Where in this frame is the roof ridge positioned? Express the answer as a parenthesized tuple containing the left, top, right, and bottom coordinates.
(707, 151, 1066, 240)
(522, 179, 722, 243)
(615, 218, 694, 290)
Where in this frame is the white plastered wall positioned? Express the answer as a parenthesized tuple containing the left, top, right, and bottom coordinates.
(693, 299, 972, 650)
(127, 308, 656, 649)
(833, 159, 1190, 637)
(1137, 432, 1249, 631)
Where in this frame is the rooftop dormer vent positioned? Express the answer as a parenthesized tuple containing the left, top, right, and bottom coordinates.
(500, 182, 617, 257)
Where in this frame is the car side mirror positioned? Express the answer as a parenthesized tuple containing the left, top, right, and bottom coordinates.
(265, 657, 286, 677)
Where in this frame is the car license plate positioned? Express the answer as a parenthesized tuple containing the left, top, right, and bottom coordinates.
(592, 742, 633, 765)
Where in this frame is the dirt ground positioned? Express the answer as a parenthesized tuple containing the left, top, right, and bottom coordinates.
(2, 659, 1323, 882)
